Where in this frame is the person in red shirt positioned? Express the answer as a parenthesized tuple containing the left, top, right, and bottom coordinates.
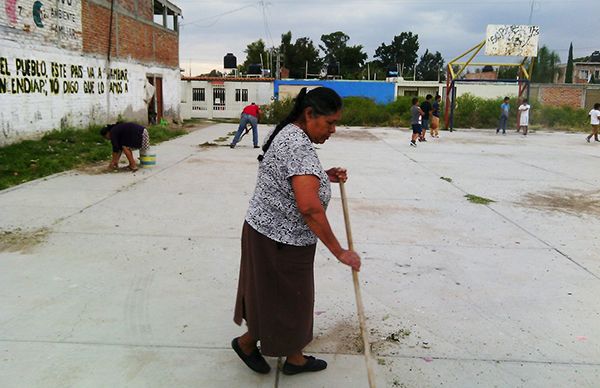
(230, 103, 261, 149)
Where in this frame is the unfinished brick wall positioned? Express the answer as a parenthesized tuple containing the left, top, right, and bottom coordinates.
(81, 1, 117, 58)
(538, 86, 584, 108)
(82, 0, 178, 68)
(118, 14, 154, 63)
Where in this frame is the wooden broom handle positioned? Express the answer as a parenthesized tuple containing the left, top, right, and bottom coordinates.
(339, 181, 376, 388)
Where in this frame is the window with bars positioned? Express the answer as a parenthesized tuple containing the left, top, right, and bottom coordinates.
(192, 88, 205, 101)
(235, 89, 249, 102)
(213, 87, 226, 107)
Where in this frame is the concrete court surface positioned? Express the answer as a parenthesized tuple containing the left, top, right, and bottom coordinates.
(1, 123, 599, 388)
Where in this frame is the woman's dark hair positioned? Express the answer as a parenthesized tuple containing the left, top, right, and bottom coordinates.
(594, 103, 600, 110)
(100, 124, 115, 137)
(258, 87, 342, 161)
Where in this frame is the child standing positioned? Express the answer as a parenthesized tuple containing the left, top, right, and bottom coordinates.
(419, 94, 433, 142)
(430, 95, 442, 138)
(410, 97, 424, 147)
(587, 103, 600, 143)
(496, 97, 510, 134)
(518, 99, 531, 136)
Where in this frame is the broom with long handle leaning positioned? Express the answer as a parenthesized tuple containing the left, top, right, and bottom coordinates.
(339, 180, 377, 388)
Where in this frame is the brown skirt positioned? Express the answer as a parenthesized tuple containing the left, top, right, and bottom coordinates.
(233, 221, 317, 357)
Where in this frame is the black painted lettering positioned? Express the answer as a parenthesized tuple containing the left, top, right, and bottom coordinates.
(49, 78, 59, 94)
(70, 65, 83, 78)
(0, 78, 7, 93)
(83, 80, 95, 94)
(62, 80, 78, 93)
(0, 58, 10, 76)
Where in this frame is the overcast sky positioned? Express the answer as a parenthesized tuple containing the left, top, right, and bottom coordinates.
(176, 0, 598, 76)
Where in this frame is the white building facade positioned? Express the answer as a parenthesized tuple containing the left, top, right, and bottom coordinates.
(181, 77, 274, 120)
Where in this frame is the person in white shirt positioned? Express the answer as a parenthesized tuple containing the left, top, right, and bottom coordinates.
(518, 99, 531, 136)
(586, 103, 600, 143)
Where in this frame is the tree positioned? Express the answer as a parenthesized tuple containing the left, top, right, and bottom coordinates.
(532, 45, 561, 83)
(242, 39, 268, 73)
(498, 66, 519, 79)
(415, 50, 445, 81)
(374, 32, 420, 77)
(201, 69, 223, 77)
(565, 42, 574, 83)
(363, 60, 386, 80)
(319, 31, 367, 79)
(319, 31, 350, 64)
(280, 31, 321, 79)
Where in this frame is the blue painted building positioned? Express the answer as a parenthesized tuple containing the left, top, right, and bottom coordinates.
(274, 79, 396, 104)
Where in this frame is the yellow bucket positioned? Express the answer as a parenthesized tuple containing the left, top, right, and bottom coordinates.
(140, 153, 156, 167)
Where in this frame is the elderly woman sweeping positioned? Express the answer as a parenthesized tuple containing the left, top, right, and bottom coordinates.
(232, 87, 361, 375)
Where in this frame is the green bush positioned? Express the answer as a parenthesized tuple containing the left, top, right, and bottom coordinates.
(261, 98, 295, 125)
(260, 93, 588, 131)
(339, 97, 390, 126)
(262, 96, 416, 127)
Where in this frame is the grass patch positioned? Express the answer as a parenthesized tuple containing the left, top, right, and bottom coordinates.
(0, 123, 186, 191)
(465, 194, 495, 205)
(440, 176, 453, 183)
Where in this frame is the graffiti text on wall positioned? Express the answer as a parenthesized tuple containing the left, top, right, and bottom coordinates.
(2, 0, 82, 51)
(0, 57, 130, 96)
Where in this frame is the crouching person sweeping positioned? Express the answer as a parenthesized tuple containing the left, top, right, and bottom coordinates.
(232, 87, 361, 375)
(100, 122, 150, 172)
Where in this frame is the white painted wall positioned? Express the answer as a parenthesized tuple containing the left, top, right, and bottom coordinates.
(395, 81, 519, 100)
(181, 80, 274, 120)
(0, 42, 180, 145)
(455, 83, 518, 99)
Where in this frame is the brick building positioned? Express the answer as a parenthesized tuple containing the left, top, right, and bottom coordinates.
(0, 0, 181, 145)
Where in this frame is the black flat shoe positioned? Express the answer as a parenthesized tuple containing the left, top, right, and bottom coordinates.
(282, 355, 327, 375)
(231, 338, 271, 374)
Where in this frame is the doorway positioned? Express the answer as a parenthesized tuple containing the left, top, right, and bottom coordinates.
(146, 75, 164, 124)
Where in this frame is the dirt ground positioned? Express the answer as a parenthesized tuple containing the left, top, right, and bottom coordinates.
(523, 189, 600, 217)
(0, 227, 49, 253)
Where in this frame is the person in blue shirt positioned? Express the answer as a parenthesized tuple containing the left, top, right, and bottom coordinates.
(496, 97, 510, 134)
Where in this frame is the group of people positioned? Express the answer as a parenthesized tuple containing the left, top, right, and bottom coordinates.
(496, 97, 600, 142)
(409, 94, 442, 147)
(496, 96, 531, 135)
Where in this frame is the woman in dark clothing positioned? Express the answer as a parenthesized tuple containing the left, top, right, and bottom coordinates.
(232, 87, 361, 375)
(100, 122, 149, 171)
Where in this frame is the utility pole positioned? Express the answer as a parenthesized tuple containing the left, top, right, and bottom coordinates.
(276, 50, 281, 79)
(528, 0, 535, 24)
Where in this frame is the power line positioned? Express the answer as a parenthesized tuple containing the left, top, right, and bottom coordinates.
(180, 4, 255, 27)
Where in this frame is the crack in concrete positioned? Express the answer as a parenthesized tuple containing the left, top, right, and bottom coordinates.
(1, 338, 598, 367)
(377, 133, 600, 281)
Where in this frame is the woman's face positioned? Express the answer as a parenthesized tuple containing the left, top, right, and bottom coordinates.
(304, 108, 342, 144)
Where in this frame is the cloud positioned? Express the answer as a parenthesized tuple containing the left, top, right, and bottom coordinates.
(177, 0, 598, 74)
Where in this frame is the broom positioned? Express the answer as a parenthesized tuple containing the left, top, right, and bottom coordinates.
(339, 181, 376, 388)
